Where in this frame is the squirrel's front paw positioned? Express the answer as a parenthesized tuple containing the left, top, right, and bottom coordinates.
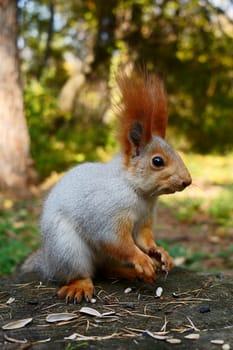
(148, 246, 173, 272)
(58, 278, 95, 303)
(133, 250, 157, 284)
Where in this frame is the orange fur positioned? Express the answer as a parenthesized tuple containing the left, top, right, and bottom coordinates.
(102, 216, 156, 283)
(116, 69, 168, 162)
(102, 265, 155, 283)
(58, 278, 94, 303)
(135, 221, 173, 271)
(136, 224, 155, 252)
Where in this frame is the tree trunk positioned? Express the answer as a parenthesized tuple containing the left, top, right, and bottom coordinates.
(0, 0, 32, 194)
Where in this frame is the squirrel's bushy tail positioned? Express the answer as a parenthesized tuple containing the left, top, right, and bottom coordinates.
(20, 249, 43, 274)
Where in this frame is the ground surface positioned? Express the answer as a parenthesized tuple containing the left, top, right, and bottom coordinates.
(0, 268, 232, 350)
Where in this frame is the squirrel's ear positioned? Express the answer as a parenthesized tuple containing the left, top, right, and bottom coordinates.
(128, 122, 143, 156)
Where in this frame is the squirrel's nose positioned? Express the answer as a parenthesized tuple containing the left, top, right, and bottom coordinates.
(182, 178, 192, 189)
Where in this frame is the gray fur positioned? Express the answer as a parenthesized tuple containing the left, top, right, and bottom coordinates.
(40, 153, 150, 282)
(28, 136, 191, 282)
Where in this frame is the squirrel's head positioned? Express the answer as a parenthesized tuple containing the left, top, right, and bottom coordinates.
(117, 69, 192, 197)
(126, 132, 192, 196)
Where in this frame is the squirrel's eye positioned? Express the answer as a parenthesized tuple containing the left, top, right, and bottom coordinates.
(151, 156, 165, 168)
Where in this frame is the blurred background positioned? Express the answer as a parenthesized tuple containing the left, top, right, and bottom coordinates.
(0, 0, 232, 276)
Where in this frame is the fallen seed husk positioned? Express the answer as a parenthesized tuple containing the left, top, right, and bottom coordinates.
(6, 297, 15, 305)
(172, 292, 180, 298)
(211, 340, 224, 345)
(101, 311, 116, 317)
(95, 316, 119, 323)
(46, 313, 77, 323)
(143, 330, 171, 340)
(166, 338, 182, 344)
(124, 287, 132, 294)
(184, 333, 200, 340)
(32, 338, 51, 344)
(91, 298, 97, 304)
(79, 307, 102, 317)
(79, 307, 116, 318)
(4, 335, 27, 344)
(155, 287, 163, 298)
(2, 318, 33, 330)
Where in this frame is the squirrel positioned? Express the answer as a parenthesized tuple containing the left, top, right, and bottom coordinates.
(27, 69, 192, 303)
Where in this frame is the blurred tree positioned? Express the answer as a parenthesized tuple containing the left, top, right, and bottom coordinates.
(0, 0, 33, 194)
(17, 0, 233, 178)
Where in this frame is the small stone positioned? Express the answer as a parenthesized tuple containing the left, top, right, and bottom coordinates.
(139, 295, 149, 301)
(199, 306, 210, 313)
(211, 340, 224, 345)
(27, 300, 39, 305)
(124, 302, 135, 310)
(90, 298, 96, 304)
(222, 344, 231, 350)
(216, 273, 224, 280)
(124, 287, 133, 294)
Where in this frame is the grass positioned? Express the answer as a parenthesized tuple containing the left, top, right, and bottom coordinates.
(0, 199, 40, 276)
(0, 152, 232, 276)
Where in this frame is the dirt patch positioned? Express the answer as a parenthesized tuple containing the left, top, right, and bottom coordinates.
(156, 206, 233, 272)
(0, 268, 232, 349)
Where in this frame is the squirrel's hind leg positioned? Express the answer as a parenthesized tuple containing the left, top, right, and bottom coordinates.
(101, 264, 155, 283)
(58, 278, 95, 303)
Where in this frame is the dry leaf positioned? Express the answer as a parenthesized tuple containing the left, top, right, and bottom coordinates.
(46, 313, 77, 323)
(2, 318, 32, 330)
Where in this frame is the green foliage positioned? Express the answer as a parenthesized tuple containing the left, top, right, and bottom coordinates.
(157, 239, 187, 259)
(24, 76, 112, 178)
(0, 201, 39, 276)
(208, 189, 233, 226)
(19, 0, 233, 167)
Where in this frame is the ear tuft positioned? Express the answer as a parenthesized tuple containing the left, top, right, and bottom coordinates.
(116, 68, 168, 164)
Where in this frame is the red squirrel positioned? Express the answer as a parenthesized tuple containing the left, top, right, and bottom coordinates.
(26, 70, 191, 303)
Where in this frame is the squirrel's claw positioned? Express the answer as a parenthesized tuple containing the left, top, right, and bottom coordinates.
(148, 245, 173, 273)
(58, 278, 95, 304)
